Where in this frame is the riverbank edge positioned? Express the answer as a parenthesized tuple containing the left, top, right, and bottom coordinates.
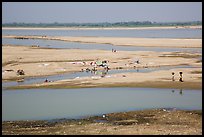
(6, 81, 202, 90)
(2, 108, 202, 135)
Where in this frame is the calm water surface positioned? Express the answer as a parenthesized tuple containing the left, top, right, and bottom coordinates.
(2, 38, 201, 53)
(2, 28, 202, 38)
(2, 28, 202, 53)
(2, 87, 202, 121)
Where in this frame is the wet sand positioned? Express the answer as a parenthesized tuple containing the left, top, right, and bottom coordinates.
(2, 109, 202, 135)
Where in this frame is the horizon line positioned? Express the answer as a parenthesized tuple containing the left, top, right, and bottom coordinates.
(2, 20, 202, 24)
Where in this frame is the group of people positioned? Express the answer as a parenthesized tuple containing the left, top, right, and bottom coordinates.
(44, 78, 53, 83)
(79, 60, 110, 78)
(172, 71, 183, 82)
(17, 69, 25, 75)
(112, 49, 117, 52)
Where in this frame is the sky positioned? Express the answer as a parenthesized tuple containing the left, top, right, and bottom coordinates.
(2, 2, 202, 23)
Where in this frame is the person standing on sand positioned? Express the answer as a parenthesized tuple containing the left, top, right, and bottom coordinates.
(172, 72, 175, 81)
(179, 72, 183, 82)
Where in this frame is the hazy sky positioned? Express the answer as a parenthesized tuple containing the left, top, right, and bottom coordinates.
(2, 2, 202, 23)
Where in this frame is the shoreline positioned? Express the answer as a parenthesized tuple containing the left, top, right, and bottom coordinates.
(8, 81, 202, 90)
(2, 25, 202, 30)
(2, 35, 202, 48)
(8, 70, 202, 90)
(2, 108, 202, 135)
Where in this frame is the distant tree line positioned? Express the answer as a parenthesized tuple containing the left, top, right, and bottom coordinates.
(2, 21, 202, 28)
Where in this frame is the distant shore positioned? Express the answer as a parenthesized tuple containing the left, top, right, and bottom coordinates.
(2, 25, 202, 30)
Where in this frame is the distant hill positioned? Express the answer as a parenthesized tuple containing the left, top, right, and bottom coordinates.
(2, 21, 202, 28)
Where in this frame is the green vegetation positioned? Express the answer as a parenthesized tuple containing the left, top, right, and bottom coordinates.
(2, 21, 202, 28)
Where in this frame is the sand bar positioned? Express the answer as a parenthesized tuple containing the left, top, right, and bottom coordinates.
(2, 45, 201, 89)
(11, 67, 202, 90)
(3, 35, 202, 48)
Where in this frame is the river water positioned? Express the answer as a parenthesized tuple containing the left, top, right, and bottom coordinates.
(2, 28, 202, 38)
(2, 38, 202, 53)
(2, 87, 202, 121)
(2, 28, 202, 121)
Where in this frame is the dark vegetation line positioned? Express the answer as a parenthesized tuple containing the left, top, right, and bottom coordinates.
(2, 21, 202, 28)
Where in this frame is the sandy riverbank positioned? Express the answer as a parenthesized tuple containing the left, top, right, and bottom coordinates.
(2, 45, 202, 89)
(3, 35, 202, 48)
(2, 109, 202, 135)
(10, 68, 202, 90)
(2, 25, 202, 30)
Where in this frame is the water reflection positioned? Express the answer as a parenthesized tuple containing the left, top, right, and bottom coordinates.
(179, 89, 183, 95)
(2, 87, 202, 121)
(171, 89, 183, 96)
